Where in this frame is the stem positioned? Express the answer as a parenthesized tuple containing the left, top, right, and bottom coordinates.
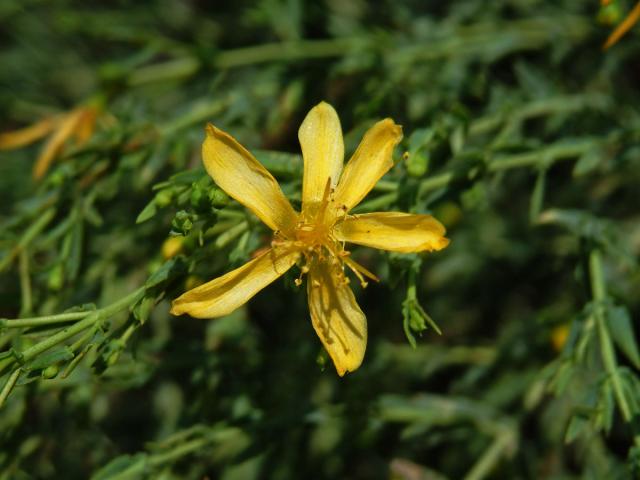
(159, 99, 227, 136)
(464, 429, 513, 480)
(413, 139, 597, 202)
(1, 311, 91, 329)
(487, 139, 597, 172)
(468, 94, 609, 137)
(0, 208, 56, 272)
(215, 38, 359, 69)
(101, 434, 221, 480)
(0, 287, 145, 377)
(0, 369, 21, 409)
(589, 249, 632, 421)
(128, 57, 200, 87)
(354, 192, 399, 213)
(18, 249, 32, 317)
(148, 437, 213, 467)
(214, 221, 248, 248)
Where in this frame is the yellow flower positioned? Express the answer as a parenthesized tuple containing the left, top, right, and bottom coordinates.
(171, 102, 449, 375)
(0, 105, 99, 180)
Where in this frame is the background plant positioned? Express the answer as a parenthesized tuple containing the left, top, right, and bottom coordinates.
(1, 0, 639, 478)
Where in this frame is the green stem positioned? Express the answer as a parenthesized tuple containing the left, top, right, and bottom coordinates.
(468, 94, 609, 137)
(0, 287, 145, 377)
(589, 249, 632, 422)
(413, 139, 598, 201)
(148, 437, 213, 467)
(464, 429, 514, 480)
(214, 222, 248, 248)
(102, 435, 218, 480)
(0, 311, 91, 329)
(128, 57, 200, 87)
(159, 99, 227, 136)
(0, 369, 21, 409)
(0, 208, 56, 272)
(215, 38, 359, 69)
(18, 249, 32, 317)
(354, 192, 399, 213)
(487, 139, 597, 172)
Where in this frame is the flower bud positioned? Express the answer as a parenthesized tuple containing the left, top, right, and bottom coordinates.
(208, 188, 229, 209)
(171, 211, 193, 236)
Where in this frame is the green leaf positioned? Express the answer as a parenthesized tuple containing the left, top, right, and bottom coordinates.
(596, 379, 614, 433)
(564, 414, 589, 443)
(607, 305, 640, 370)
(135, 200, 157, 224)
(169, 169, 205, 185)
(145, 258, 185, 289)
(90, 453, 147, 480)
(132, 295, 155, 325)
(26, 347, 74, 371)
(572, 149, 601, 177)
(529, 168, 546, 222)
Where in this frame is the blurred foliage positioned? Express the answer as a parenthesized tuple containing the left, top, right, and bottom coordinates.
(1, 0, 640, 478)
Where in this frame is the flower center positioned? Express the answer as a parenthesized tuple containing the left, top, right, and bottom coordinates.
(271, 180, 378, 288)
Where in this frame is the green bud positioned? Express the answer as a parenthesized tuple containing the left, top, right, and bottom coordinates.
(597, 3, 621, 25)
(409, 308, 427, 333)
(190, 183, 210, 212)
(47, 170, 66, 188)
(47, 264, 64, 291)
(406, 152, 429, 178)
(208, 188, 229, 208)
(154, 189, 173, 208)
(42, 365, 59, 379)
(171, 210, 194, 236)
(107, 350, 121, 366)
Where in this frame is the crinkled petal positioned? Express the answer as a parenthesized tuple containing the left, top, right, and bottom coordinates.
(333, 119, 402, 212)
(202, 124, 299, 234)
(73, 107, 98, 143)
(299, 102, 344, 210)
(171, 248, 299, 318)
(307, 260, 367, 376)
(0, 116, 60, 151)
(334, 212, 450, 253)
(33, 110, 85, 180)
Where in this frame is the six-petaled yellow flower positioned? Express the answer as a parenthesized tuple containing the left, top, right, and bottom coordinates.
(171, 102, 449, 375)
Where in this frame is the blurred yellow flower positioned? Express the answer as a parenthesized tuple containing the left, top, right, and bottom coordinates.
(0, 105, 99, 180)
(162, 237, 184, 259)
(171, 102, 449, 375)
(551, 324, 570, 352)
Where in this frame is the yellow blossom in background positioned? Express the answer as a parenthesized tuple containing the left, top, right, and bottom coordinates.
(0, 104, 100, 180)
(171, 102, 449, 375)
(551, 324, 570, 352)
(162, 237, 184, 259)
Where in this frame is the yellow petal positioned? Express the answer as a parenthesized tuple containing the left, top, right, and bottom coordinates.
(307, 260, 367, 376)
(299, 102, 344, 211)
(33, 109, 85, 180)
(334, 212, 450, 253)
(333, 119, 403, 212)
(73, 107, 98, 144)
(171, 248, 299, 318)
(202, 124, 299, 234)
(0, 116, 59, 151)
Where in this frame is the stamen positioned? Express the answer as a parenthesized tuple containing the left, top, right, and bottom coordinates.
(342, 255, 379, 288)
